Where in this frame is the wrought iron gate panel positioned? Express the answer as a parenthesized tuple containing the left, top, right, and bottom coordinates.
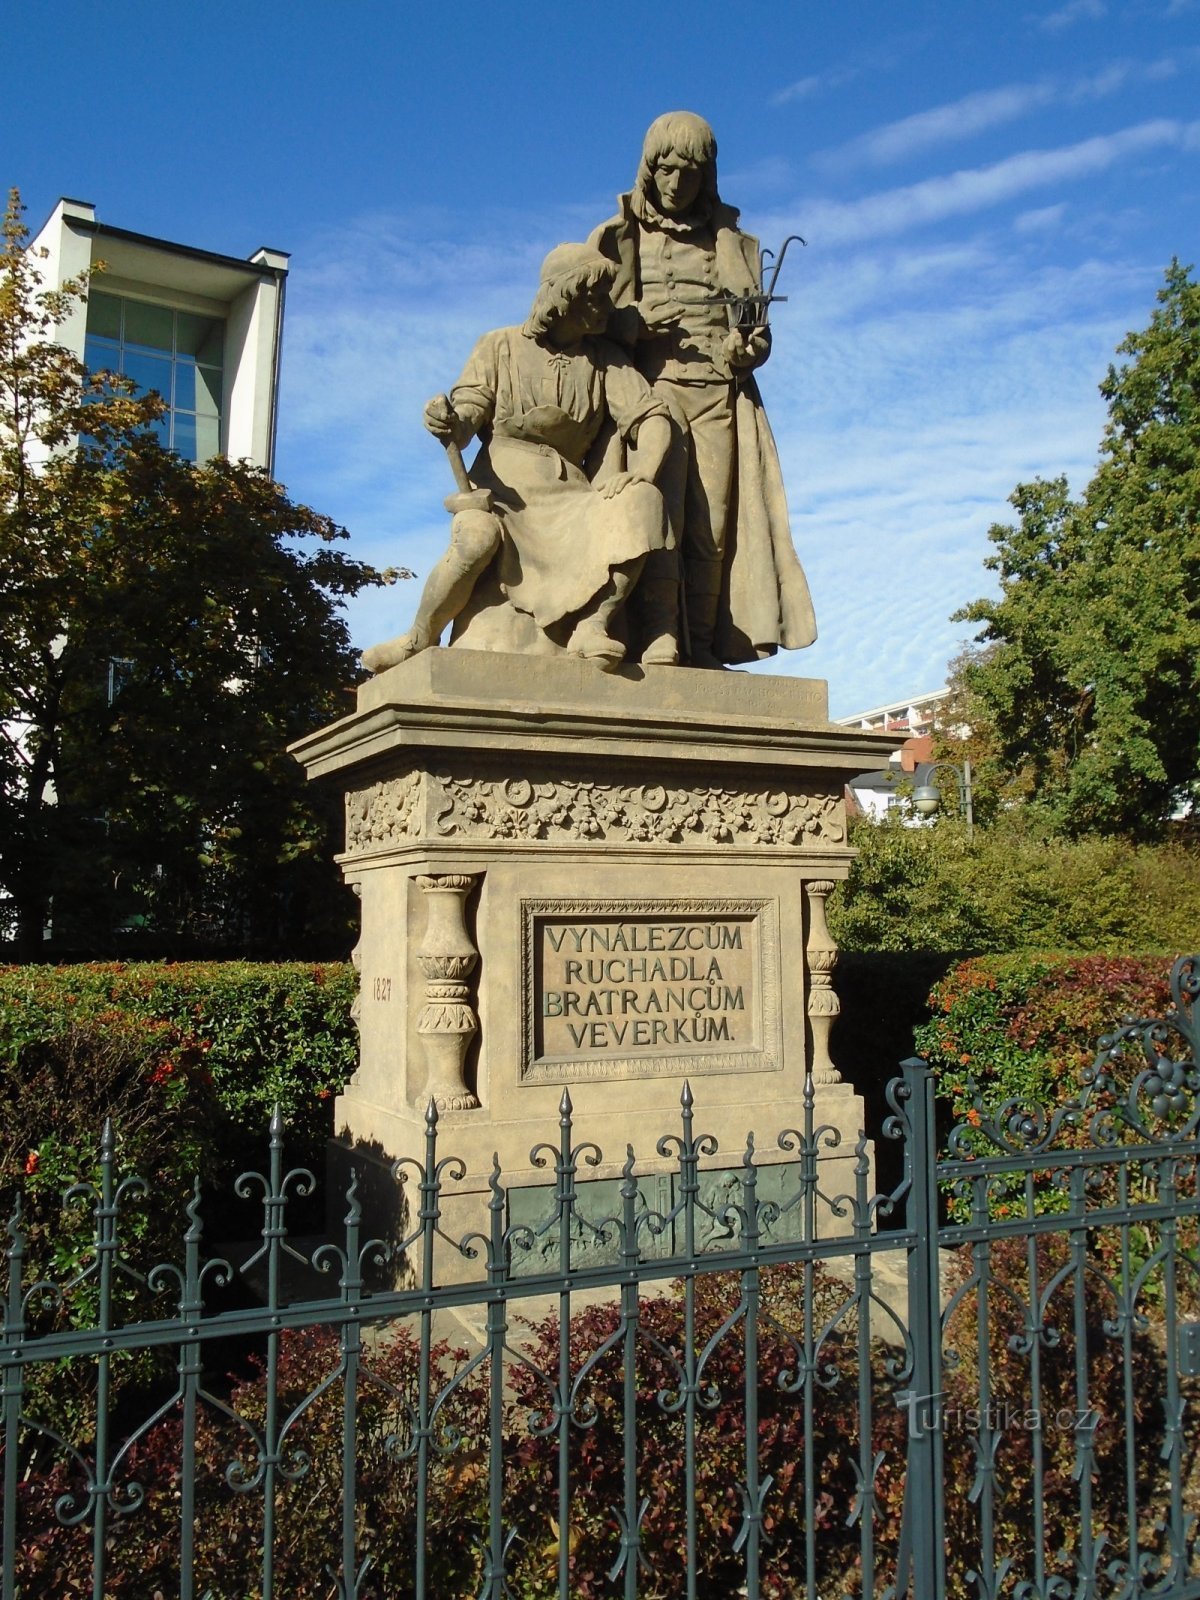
(2, 956, 1197, 1600)
(927, 953, 1200, 1600)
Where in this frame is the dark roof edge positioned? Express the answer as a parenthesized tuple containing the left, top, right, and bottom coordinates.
(71, 216, 289, 279)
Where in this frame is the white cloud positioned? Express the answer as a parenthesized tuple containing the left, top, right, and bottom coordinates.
(795, 120, 1195, 247)
(720, 156, 796, 197)
(820, 60, 1186, 173)
(770, 62, 863, 108)
(825, 84, 1056, 169)
(1069, 54, 1180, 98)
(1015, 202, 1067, 231)
(1038, 0, 1106, 31)
(771, 75, 823, 107)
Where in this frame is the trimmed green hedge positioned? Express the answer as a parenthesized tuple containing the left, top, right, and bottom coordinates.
(829, 814, 1200, 955)
(0, 963, 345, 1439)
(0, 960, 357, 1137)
(0, 962, 360, 1430)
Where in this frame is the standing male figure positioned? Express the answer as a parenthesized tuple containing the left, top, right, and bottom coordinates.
(590, 111, 817, 668)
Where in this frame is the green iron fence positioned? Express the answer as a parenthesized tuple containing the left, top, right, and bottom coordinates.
(2, 957, 1199, 1598)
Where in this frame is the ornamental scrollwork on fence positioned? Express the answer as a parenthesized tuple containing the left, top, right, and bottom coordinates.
(5, 965, 1199, 1600)
(1082, 952, 1200, 1145)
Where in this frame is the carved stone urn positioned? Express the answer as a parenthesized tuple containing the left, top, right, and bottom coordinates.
(415, 873, 480, 1110)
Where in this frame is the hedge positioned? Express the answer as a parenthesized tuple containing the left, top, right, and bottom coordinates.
(0, 960, 357, 1136)
(0, 962, 360, 1435)
(829, 814, 1200, 956)
(912, 952, 1178, 1124)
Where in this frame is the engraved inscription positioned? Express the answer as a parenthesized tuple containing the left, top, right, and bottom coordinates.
(541, 919, 753, 1053)
(372, 976, 392, 1003)
(522, 899, 782, 1085)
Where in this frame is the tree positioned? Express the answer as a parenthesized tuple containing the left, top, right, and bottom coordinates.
(0, 189, 399, 957)
(951, 262, 1200, 838)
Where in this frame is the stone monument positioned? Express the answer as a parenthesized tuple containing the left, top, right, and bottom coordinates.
(291, 113, 897, 1260)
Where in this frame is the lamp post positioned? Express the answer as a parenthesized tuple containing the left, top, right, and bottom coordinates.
(911, 760, 974, 837)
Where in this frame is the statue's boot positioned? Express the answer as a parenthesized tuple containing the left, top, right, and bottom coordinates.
(685, 558, 728, 670)
(635, 550, 681, 666)
(640, 592, 680, 665)
(566, 611, 625, 671)
(361, 509, 500, 675)
(362, 626, 431, 674)
(566, 558, 644, 672)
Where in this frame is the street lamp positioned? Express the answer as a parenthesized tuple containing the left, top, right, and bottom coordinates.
(911, 760, 974, 837)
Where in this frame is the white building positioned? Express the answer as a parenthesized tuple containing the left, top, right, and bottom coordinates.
(835, 691, 950, 822)
(29, 198, 288, 470)
(833, 689, 951, 741)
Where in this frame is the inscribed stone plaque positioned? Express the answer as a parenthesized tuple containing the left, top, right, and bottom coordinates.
(520, 899, 780, 1084)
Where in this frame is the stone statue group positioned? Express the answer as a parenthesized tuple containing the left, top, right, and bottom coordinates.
(363, 112, 817, 676)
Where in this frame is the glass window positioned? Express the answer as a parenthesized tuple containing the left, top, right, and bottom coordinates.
(173, 362, 196, 412)
(195, 413, 220, 460)
(82, 292, 226, 463)
(122, 299, 174, 352)
(84, 334, 120, 374)
(196, 364, 222, 418)
(172, 413, 197, 459)
(123, 349, 173, 401)
(86, 291, 121, 340)
(175, 310, 224, 365)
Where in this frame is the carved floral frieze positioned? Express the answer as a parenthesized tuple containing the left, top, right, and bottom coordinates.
(346, 767, 845, 853)
(346, 774, 423, 851)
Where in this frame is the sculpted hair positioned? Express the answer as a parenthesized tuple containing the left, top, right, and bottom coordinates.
(525, 259, 616, 339)
(634, 111, 720, 209)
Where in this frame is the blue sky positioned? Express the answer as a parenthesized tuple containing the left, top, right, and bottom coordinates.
(11, 0, 1200, 715)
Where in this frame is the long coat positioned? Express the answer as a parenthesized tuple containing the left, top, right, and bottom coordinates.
(589, 195, 817, 661)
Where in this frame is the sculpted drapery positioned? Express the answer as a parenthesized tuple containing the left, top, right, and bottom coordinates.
(362, 117, 816, 677)
(589, 111, 816, 667)
(362, 244, 673, 675)
(447, 325, 668, 634)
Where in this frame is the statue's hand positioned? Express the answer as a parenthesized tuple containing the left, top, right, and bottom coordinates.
(725, 328, 769, 369)
(424, 393, 461, 442)
(640, 297, 685, 335)
(597, 470, 644, 501)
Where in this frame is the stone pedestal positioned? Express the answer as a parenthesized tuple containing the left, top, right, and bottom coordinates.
(291, 650, 896, 1262)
